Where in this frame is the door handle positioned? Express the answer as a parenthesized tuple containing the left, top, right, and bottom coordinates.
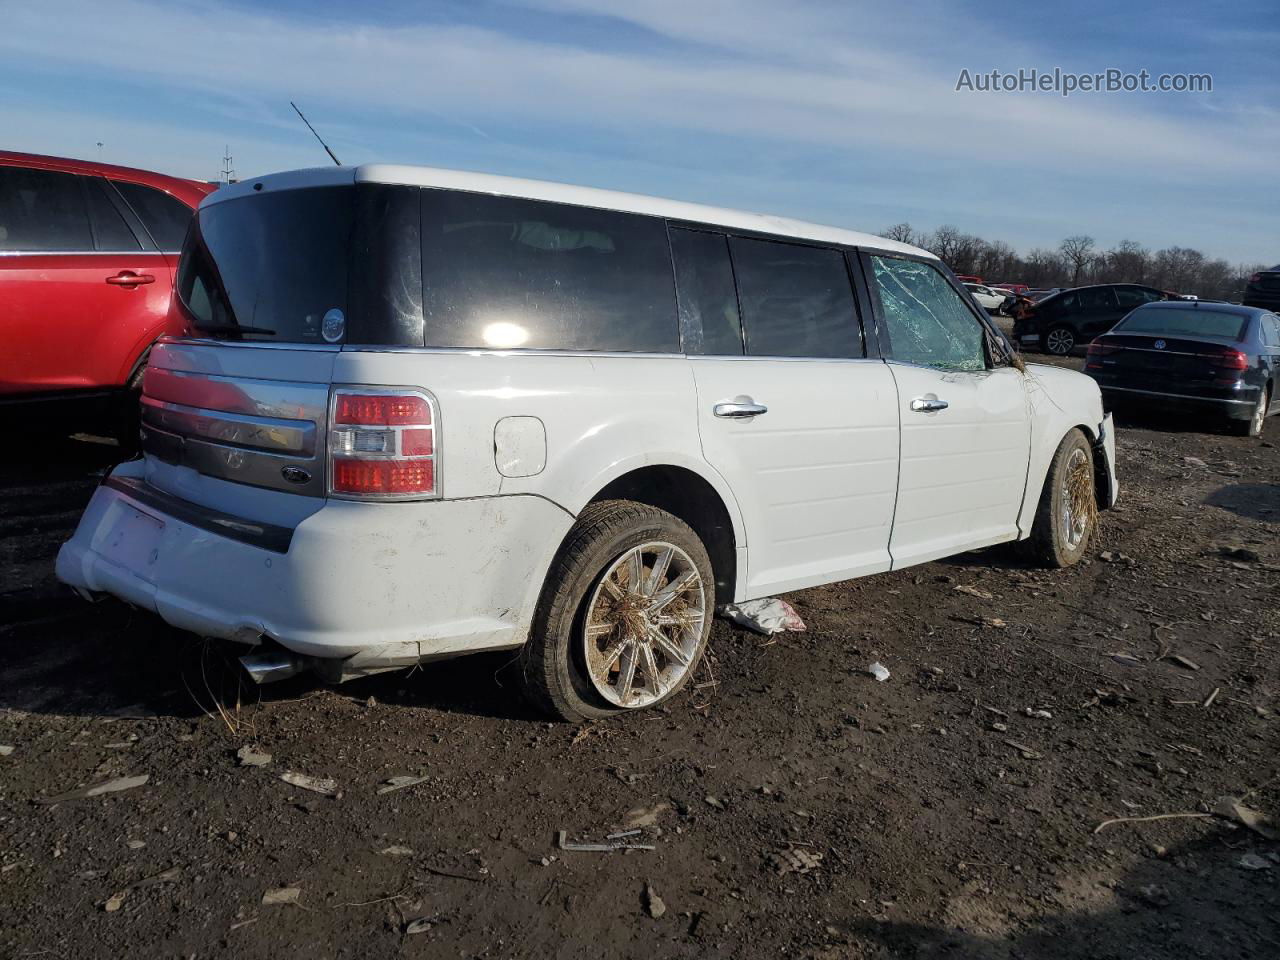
(713, 397, 768, 419)
(910, 395, 949, 413)
(106, 272, 156, 287)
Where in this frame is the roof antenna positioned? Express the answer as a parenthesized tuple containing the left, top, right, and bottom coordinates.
(290, 101, 341, 166)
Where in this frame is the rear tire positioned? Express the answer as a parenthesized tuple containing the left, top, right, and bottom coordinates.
(1043, 325, 1076, 356)
(112, 358, 148, 454)
(1230, 388, 1268, 437)
(1025, 429, 1096, 568)
(519, 500, 714, 722)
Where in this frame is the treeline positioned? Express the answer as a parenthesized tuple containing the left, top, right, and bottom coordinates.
(881, 223, 1267, 302)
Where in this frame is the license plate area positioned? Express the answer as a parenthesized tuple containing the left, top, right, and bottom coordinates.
(93, 501, 165, 582)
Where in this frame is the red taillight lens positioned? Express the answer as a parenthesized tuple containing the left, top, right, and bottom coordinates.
(335, 393, 431, 426)
(329, 389, 437, 499)
(1087, 341, 1122, 357)
(331, 458, 435, 495)
(1249, 273, 1261, 283)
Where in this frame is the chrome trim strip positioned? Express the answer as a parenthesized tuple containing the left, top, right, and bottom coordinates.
(143, 367, 330, 422)
(0, 250, 175, 257)
(160, 336, 342, 353)
(1099, 385, 1255, 406)
(140, 396, 316, 456)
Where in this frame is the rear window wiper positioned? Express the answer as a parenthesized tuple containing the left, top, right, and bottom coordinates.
(193, 324, 277, 337)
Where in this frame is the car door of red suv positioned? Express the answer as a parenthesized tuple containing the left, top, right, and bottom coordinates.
(0, 165, 174, 397)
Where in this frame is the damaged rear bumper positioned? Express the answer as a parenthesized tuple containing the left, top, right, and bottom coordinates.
(1095, 412, 1119, 508)
(55, 461, 571, 678)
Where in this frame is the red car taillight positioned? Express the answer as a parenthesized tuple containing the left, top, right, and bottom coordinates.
(1197, 348, 1249, 371)
(1084, 340, 1122, 370)
(1249, 273, 1261, 283)
(328, 388, 438, 499)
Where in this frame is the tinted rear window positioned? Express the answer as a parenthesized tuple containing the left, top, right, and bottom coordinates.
(178, 187, 355, 342)
(420, 190, 677, 352)
(729, 237, 860, 358)
(1115, 307, 1249, 341)
(112, 180, 194, 250)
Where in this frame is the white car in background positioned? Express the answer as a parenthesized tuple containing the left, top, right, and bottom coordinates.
(56, 165, 1118, 721)
(965, 282, 1013, 314)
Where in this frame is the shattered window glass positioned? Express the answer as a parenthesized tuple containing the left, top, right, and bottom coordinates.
(871, 256, 986, 371)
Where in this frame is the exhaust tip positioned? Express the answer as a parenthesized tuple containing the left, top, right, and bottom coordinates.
(239, 650, 309, 684)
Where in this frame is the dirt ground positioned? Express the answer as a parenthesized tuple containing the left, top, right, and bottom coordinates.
(2, 355, 1277, 960)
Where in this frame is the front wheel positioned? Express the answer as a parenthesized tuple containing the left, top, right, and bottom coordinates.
(1024, 429, 1097, 568)
(1043, 325, 1076, 356)
(519, 500, 713, 722)
(1230, 388, 1269, 437)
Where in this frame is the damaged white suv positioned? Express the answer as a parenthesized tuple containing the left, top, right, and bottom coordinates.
(57, 165, 1117, 720)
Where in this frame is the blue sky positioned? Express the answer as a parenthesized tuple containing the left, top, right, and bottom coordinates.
(3, 0, 1276, 264)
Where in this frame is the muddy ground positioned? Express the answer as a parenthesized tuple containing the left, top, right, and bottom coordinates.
(1, 355, 1277, 959)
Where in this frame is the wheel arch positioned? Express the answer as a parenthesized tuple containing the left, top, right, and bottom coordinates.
(585, 464, 741, 606)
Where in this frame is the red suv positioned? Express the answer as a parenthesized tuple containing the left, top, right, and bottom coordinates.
(0, 151, 215, 432)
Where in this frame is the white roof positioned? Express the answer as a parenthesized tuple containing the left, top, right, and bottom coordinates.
(205, 164, 932, 259)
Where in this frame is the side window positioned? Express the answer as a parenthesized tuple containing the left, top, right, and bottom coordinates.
(869, 255, 986, 371)
(110, 180, 194, 250)
(728, 237, 861, 358)
(1114, 287, 1148, 309)
(420, 190, 678, 352)
(84, 178, 141, 251)
(0, 166, 93, 251)
(1078, 287, 1116, 311)
(670, 228, 743, 355)
(1263, 315, 1280, 347)
(1142, 288, 1166, 303)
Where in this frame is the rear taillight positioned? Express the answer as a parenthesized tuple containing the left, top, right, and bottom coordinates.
(1085, 340, 1121, 370)
(1249, 273, 1261, 283)
(1197, 348, 1248, 371)
(328, 388, 438, 500)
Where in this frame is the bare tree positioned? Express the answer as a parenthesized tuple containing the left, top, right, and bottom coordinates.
(1103, 240, 1149, 284)
(881, 222, 917, 245)
(1060, 235, 1096, 286)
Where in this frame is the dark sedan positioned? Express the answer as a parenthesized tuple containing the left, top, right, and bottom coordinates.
(1013, 283, 1171, 356)
(1244, 265, 1280, 311)
(1084, 301, 1280, 436)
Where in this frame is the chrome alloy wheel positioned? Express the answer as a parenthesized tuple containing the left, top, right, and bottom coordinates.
(1060, 447, 1090, 548)
(1046, 327, 1075, 355)
(582, 541, 706, 708)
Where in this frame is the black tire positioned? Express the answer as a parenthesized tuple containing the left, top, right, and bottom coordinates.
(519, 500, 714, 722)
(112, 363, 147, 453)
(1230, 387, 1268, 437)
(1042, 325, 1076, 356)
(1024, 429, 1096, 568)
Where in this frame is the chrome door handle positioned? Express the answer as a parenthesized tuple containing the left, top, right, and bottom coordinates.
(713, 397, 768, 419)
(910, 395, 949, 413)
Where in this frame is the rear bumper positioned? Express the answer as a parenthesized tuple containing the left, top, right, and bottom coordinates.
(1093, 382, 1261, 420)
(56, 461, 573, 669)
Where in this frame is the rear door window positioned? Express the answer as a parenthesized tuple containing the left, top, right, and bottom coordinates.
(420, 190, 677, 352)
(0, 166, 93, 251)
(869, 255, 986, 371)
(84, 178, 142, 251)
(111, 181, 194, 250)
(670, 228, 743, 355)
(1078, 287, 1117, 312)
(728, 237, 861, 358)
(1114, 287, 1149, 310)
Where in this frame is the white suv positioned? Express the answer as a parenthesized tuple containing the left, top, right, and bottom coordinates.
(57, 165, 1118, 721)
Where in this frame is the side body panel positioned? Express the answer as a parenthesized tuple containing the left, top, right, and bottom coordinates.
(689, 357, 900, 598)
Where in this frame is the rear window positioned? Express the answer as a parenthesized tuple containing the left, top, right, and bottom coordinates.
(1115, 307, 1249, 341)
(420, 190, 677, 352)
(178, 187, 356, 342)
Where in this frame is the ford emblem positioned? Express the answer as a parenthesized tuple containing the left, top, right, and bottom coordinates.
(1153, 339, 1166, 350)
(281, 465, 311, 484)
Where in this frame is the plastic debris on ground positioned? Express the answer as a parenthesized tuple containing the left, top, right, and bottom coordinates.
(719, 598, 806, 636)
(866, 662, 891, 682)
